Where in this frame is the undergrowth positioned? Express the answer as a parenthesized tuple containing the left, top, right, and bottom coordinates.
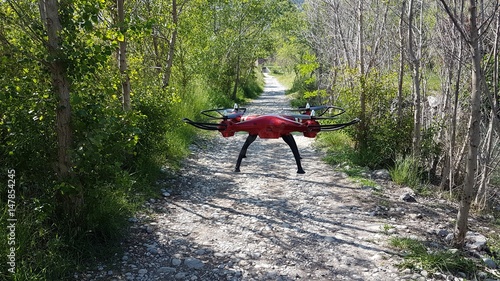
(389, 237, 477, 276)
(0, 70, 264, 280)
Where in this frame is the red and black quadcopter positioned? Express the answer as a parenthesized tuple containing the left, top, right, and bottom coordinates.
(183, 103, 360, 174)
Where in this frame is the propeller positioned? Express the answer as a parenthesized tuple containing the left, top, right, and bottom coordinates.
(201, 103, 247, 119)
(284, 103, 346, 118)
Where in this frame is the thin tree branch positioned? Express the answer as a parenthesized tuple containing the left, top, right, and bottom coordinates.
(437, 0, 470, 43)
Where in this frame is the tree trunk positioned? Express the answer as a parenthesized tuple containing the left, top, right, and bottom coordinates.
(231, 55, 241, 101)
(117, 0, 131, 111)
(449, 40, 464, 195)
(475, 15, 500, 207)
(408, 0, 422, 157)
(163, 0, 178, 88)
(455, 0, 482, 248)
(357, 0, 367, 152)
(397, 0, 406, 123)
(40, 0, 73, 180)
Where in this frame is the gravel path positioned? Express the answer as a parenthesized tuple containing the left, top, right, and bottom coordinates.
(78, 74, 466, 281)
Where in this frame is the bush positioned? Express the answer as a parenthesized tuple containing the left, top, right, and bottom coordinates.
(390, 155, 422, 189)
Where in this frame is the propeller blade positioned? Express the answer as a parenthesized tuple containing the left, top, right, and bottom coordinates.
(289, 114, 312, 120)
(225, 112, 244, 119)
(201, 107, 246, 119)
(283, 105, 344, 117)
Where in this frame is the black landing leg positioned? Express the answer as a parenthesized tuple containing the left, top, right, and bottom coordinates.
(282, 134, 305, 174)
(235, 134, 258, 172)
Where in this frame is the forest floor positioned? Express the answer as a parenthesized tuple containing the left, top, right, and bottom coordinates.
(78, 74, 499, 281)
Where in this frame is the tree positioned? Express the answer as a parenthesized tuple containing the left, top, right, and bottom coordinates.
(438, 0, 498, 247)
(476, 13, 500, 208)
(407, 0, 423, 157)
(117, 0, 131, 111)
(39, 0, 73, 180)
(162, 0, 190, 88)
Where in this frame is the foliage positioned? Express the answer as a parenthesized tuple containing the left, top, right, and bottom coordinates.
(390, 237, 477, 276)
(292, 63, 414, 169)
(390, 155, 423, 189)
(0, 0, 287, 279)
(488, 233, 500, 269)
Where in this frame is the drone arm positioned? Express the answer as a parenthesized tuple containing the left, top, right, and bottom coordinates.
(309, 118, 361, 131)
(183, 118, 226, 131)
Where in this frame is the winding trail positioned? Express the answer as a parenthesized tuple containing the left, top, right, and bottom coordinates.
(84, 74, 411, 281)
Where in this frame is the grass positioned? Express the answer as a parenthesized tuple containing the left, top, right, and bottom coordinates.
(389, 237, 477, 276)
(389, 155, 422, 189)
(381, 224, 395, 234)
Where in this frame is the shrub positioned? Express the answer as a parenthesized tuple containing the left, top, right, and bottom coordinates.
(390, 155, 422, 188)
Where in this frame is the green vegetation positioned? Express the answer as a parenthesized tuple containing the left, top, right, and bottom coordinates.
(381, 224, 395, 234)
(390, 155, 422, 189)
(390, 237, 477, 276)
(0, 0, 290, 279)
(488, 233, 500, 267)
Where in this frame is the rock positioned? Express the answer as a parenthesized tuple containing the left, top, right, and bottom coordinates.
(158, 267, 176, 273)
(477, 271, 488, 279)
(147, 247, 158, 255)
(465, 232, 487, 251)
(437, 229, 449, 237)
(172, 258, 182, 266)
(372, 169, 391, 180)
(175, 272, 187, 279)
(409, 213, 423, 219)
(387, 228, 397, 235)
(401, 268, 412, 275)
(400, 193, 417, 202)
(445, 233, 454, 241)
(184, 257, 204, 269)
(194, 249, 206, 255)
(138, 268, 148, 275)
(483, 258, 497, 269)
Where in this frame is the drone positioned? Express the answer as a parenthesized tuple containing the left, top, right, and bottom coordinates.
(183, 103, 360, 174)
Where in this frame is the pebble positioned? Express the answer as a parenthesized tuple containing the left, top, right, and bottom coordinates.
(138, 268, 147, 275)
(483, 258, 497, 269)
(158, 267, 176, 273)
(175, 272, 187, 279)
(401, 193, 417, 202)
(172, 258, 182, 266)
(184, 257, 204, 269)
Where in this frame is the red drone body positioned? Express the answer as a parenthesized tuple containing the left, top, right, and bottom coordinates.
(218, 114, 321, 138)
(184, 104, 359, 174)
